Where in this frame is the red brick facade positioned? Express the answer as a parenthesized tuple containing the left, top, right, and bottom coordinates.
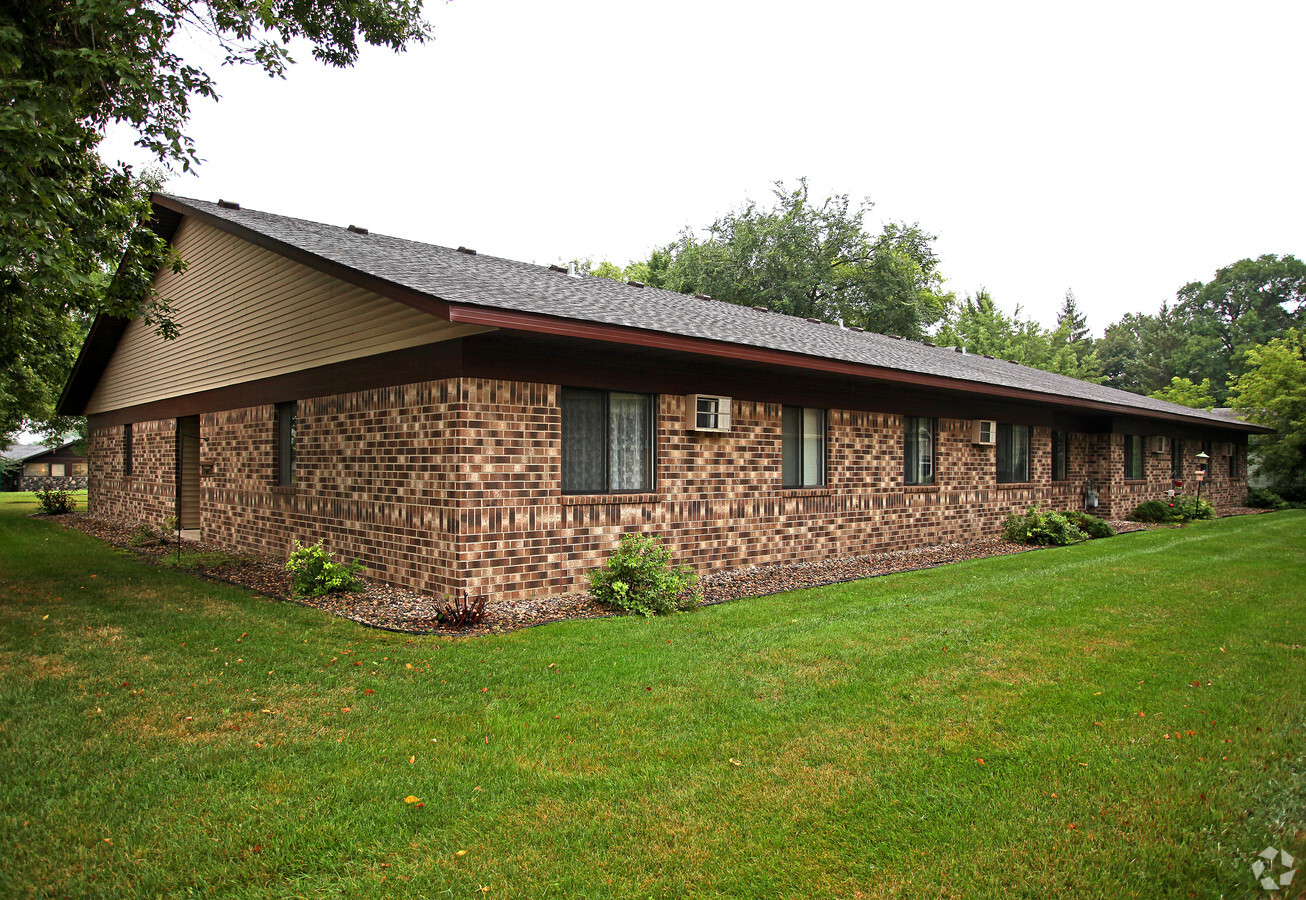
(87, 377, 1250, 601)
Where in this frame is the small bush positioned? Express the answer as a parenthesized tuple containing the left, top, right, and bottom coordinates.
(129, 522, 169, 547)
(1130, 495, 1214, 524)
(1245, 488, 1288, 510)
(35, 488, 76, 515)
(285, 540, 364, 597)
(589, 533, 701, 617)
(1002, 506, 1088, 546)
(1173, 495, 1215, 521)
(437, 590, 489, 628)
(1063, 510, 1115, 539)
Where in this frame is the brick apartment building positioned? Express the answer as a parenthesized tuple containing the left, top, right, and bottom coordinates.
(57, 195, 1266, 600)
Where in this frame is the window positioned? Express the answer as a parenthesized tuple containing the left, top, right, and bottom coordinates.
(1051, 431, 1068, 482)
(50, 463, 65, 477)
(72, 462, 88, 476)
(277, 401, 298, 486)
(24, 462, 49, 477)
(123, 424, 133, 476)
(1229, 445, 1239, 478)
(995, 424, 1030, 483)
(1171, 438, 1183, 481)
(561, 389, 654, 493)
(1124, 435, 1144, 480)
(904, 416, 934, 485)
(782, 406, 825, 488)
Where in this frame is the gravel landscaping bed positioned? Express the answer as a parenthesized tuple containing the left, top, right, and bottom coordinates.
(38, 508, 1266, 636)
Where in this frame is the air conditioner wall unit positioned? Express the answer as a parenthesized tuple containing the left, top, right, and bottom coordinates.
(1149, 436, 1167, 454)
(973, 420, 997, 445)
(687, 394, 732, 432)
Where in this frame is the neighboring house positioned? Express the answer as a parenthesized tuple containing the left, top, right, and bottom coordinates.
(2, 441, 89, 492)
(57, 194, 1270, 600)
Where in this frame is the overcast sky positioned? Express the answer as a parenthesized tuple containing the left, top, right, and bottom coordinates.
(103, 0, 1306, 339)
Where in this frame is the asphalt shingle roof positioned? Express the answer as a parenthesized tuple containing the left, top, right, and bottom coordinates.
(159, 194, 1254, 430)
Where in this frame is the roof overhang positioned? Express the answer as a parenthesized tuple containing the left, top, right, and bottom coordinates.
(57, 194, 1273, 436)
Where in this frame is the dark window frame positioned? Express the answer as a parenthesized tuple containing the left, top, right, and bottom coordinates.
(123, 423, 133, 476)
(1229, 445, 1239, 478)
(904, 416, 935, 485)
(1124, 434, 1145, 480)
(277, 401, 297, 486)
(1051, 430, 1068, 482)
(996, 423, 1030, 484)
(1171, 438, 1183, 481)
(560, 388, 656, 494)
(781, 405, 826, 488)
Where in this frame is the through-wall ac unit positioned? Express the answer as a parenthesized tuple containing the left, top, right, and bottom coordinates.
(687, 394, 732, 432)
(973, 420, 997, 445)
(1149, 436, 1167, 454)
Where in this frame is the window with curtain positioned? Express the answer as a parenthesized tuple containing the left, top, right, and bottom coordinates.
(904, 416, 934, 485)
(1051, 431, 1067, 481)
(561, 389, 654, 493)
(1124, 434, 1144, 480)
(996, 423, 1030, 483)
(782, 406, 825, 487)
(277, 401, 298, 486)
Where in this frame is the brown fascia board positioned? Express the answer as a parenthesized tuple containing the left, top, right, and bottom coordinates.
(445, 303, 1273, 435)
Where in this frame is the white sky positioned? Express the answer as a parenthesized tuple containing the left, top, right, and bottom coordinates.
(101, 0, 1306, 339)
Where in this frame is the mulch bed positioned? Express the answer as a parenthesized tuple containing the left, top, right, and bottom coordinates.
(36, 508, 1268, 637)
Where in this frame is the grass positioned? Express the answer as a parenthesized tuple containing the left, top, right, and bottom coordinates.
(0, 500, 1302, 899)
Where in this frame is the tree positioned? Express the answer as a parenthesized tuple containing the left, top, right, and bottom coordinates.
(1, 0, 432, 443)
(1148, 377, 1217, 410)
(1174, 254, 1306, 401)
(934, 290, 1100, 381)
(1229, 329, 1306, 485)
(630, 179, 953, 340)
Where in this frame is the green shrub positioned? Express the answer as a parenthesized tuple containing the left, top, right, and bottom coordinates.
(34, 488, 76, 515)
(1245, 488, 1288, 510)
(1002, 506, 1088, 546)
(129, 522, 169, 547)
(285, 540, 364, 597)
(1063, 510, 1115, 539)
(1130, 495, 1214, 524)
(589, 533, 701, 617)
(1172, 494, 1214, 521)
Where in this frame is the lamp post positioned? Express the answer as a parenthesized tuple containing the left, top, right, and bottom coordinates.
(1195, 450, 1210, 505)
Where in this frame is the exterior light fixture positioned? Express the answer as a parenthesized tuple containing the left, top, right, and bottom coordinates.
(1195, 450, 1210, 504)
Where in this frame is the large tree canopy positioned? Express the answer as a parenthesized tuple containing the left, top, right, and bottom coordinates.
(621, 180, 953, 341)
(0, 0, 431, 442)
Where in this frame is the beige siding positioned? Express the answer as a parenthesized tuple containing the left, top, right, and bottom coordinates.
(85, 218, 491, 414)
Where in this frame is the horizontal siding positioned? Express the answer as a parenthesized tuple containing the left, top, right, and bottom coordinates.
(85, 218, 491, 414)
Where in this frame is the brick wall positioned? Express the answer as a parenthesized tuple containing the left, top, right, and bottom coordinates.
(88, 419, 177, 526)
(87, 379, 1248, 602)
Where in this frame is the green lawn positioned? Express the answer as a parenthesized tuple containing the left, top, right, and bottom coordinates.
(0, 498, 1302, 899)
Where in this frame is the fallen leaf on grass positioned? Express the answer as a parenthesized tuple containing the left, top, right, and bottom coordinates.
(456, 850, 468, 857)
(976, 759, 985, 765)
(341, 707, 352, 713)
(409, 756, 415, 765)
(364, 689, 375, 695)
(728, 758, 743, 767)
(404, 796, 421, 804)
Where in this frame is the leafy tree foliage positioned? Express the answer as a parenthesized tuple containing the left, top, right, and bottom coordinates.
(1147, 376, 1216, 410)
(934, 290, 1100, 380)
(1174, 254, 1306, 400)
(1230, 329, 1306, 485)
(625, 180, 953, 340)
(0, 0, 431, 443)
